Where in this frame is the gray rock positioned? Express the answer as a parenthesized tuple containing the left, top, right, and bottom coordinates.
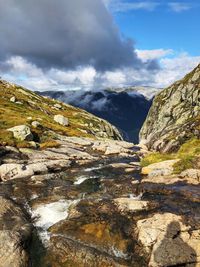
(10, 96, 16, 102)
(31, 121, 41, 128)
(54, 103, 62, 109)
(54, 114, 69, 126)
(7, 125, 33, 141)
(0, 197, 31, 267)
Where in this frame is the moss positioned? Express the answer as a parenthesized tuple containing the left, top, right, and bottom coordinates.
(141, 152, 175, 167)
(141, 137, 200, 174)
(173, 156, 195, 174)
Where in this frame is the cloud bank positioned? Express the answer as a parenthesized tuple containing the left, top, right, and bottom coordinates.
(0, 0, 198, 92)
(0, 0, 149, 71)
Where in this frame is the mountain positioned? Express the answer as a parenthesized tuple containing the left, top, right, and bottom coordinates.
(39, 88, 154, 143)
(140, 63, 200, 152)
(107, 85, 161, 100)
(0, 79, 122, 148)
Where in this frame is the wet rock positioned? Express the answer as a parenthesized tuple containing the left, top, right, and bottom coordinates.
(7, 125, 33, 141)
(114, 198, 149, 212)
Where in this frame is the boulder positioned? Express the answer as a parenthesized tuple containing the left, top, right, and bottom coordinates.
(141, 159, 179, 177)
(7, 125, 33, 141)
(31, 120, 41, 128)
(0, 160, 71, 181)
(114, 198, 149, 212)
(54, 114, 69, 126)
(10, 96, 16, 102)
(54, 103, 62, 109)
(137, 213, 200, 267)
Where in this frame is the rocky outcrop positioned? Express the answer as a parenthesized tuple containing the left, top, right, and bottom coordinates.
(140, 64, 200, 152)
(7, 125, 33, 141)
(54, 114, 69, 126)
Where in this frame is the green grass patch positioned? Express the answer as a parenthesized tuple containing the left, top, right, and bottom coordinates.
(141, 152, 175, 167)
(141, 138, 200, 174)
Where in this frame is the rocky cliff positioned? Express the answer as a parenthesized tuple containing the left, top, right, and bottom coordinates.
(0, 79, 122, 148)
(140, 64, 200, 152)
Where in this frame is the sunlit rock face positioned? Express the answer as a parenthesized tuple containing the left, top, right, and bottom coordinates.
(140, 64, 200, 152)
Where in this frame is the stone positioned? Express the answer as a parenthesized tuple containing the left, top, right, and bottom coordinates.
(54, 114, 69, 126)
(31, 120, 41, 128)
(180, 169, 200, 182)
(141, 159, 179, 177)
(10, 96, 16, 102)
(7, 125, 33, 141)
(114, 198, 149, 212)
(0, 160, 71, 181)
(137, 213, 200, 267)
(0, 197, 31, 267)
(54, 103, 62, 109)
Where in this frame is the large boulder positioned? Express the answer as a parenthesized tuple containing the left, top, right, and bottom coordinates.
(137, 213, 200, 267)
(54, 114, 69, 126)
(7, 125, 33, 141)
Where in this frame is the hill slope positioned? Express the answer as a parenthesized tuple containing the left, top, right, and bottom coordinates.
(140, 63, 200, 152)
(0, 79, 122, 148)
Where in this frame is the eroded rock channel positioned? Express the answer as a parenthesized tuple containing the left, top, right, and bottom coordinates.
(0, 136, 200, 267)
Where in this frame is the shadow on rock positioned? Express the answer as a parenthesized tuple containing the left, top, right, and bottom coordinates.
(153, 221, 197, 267)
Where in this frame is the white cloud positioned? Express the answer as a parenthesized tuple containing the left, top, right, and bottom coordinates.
(0, 52, 200, 91)
(105, 0, 159, 12)
(168, 2, 192, 12)
(136, 49, 174, 61)
(154, 53, 200, 87)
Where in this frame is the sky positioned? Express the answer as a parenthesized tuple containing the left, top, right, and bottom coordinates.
(0, 0, 199, 91)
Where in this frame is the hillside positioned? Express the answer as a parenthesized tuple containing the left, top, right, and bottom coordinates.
(140, 63, 200, 152)
(0, 79, 122, 148)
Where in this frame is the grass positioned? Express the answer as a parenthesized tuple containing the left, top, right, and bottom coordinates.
(0, 80, 118, 148)
(141, 138, 200, 174)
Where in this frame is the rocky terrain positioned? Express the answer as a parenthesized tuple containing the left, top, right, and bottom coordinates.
(39, 88, 152, 143)
(140, 64, 200, 153)
(0, 75, 200, 267)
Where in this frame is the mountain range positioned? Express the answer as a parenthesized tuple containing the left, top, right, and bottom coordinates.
(38, 86, 159, 143)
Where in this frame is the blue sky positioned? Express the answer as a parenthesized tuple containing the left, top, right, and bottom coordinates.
(108, 0, 199, 55)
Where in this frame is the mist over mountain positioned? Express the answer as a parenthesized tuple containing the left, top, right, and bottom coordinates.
(39, 87, 156, 143)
